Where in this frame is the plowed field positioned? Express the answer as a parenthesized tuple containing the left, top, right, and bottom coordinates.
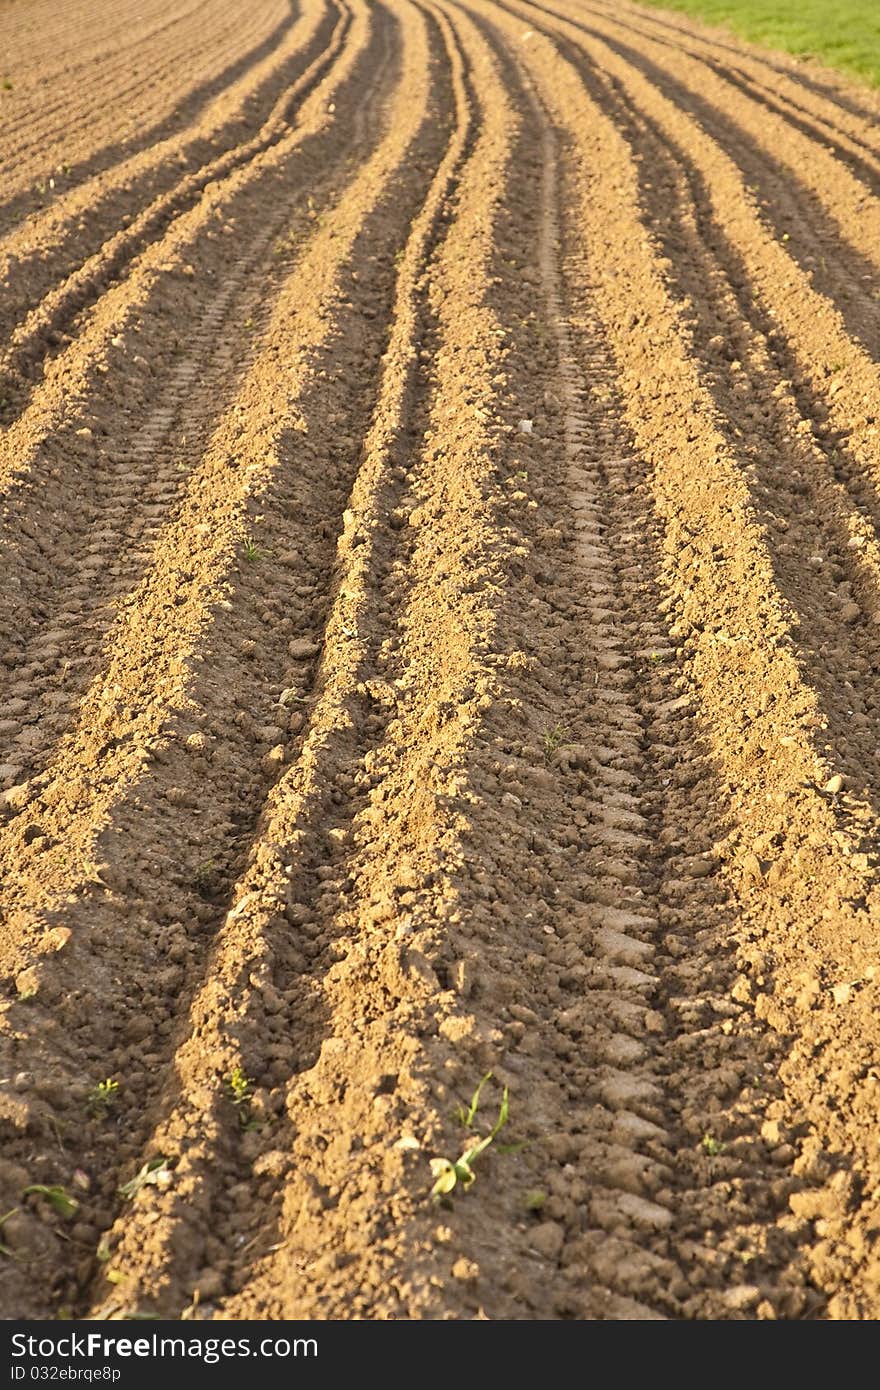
(2, 0, 880, 1321)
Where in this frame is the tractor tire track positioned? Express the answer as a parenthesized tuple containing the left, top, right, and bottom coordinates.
(487, 0, 880, 1317)
(0, 0, 296, 228)
(573, 1, 880, 181)
(2, 0, 880, 1322)
(0, 0, 340, 391)
(0, 0, 389, 770)
(520, 1, 880, 361)
(0, 0, 452, 1321)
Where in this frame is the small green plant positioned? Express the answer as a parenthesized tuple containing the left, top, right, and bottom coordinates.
(23, 1185, 79, 1219)
(701, 1132, 726, 1157)
(87, 1078, 119, 1116)
(430, 1074, 510, 1201)
(225, 1066, 257, 1129)
(543, 722, 568, 760)
(455, 1071, 493, 1129)
(523, 1189, 547, 1212)
(118, 1158, 172, 1200)
(0, 1208, 20, 1258)
(278, 687, 306, 707)
(242, 536, 261, 563)
(1, 78, 12, 91)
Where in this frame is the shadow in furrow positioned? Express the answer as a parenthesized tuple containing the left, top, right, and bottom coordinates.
(574, 2, 880, 175)
(0, 1, 347, 427)
(11, 32, 459, 1317)
(536, 5, 880, 363)
(0, 1, 302, 234)
(571, 35, 880, 836)
(595, 0, 880, 130)
(0, 6, 394, 772)
(699, 59, 880, 199)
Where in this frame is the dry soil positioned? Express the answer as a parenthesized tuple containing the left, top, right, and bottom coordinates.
(1, 0, 880, 1320)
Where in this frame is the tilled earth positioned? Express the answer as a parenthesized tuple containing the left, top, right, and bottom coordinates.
(1, 0, 880, 1321)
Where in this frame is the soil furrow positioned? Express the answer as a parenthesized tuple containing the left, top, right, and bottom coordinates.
(60, 0, 522, 1312)
(72, 0, 482, 1319)
(0, 0, 212, 131)
(580, 61, 880, 823)
(0, 0, 452, 1320)
(675, 60, 880, 202)
(0, 0, 338, 380)
(429, 0, 809, 1321)
(601, 0, 880, 144)
(525, 1, 880, 358)
(66, 0, 480, 1316)
(507, 3, 880, 596)
(0, 0, 346, 425)
(1, 0, 248, 197)
(0, 2, 273, 157)
(0, 0, 294, 227)
(0, 0, 387, 750)
(4, 0, 880, 1324)
(209, 0, 525, 1317)
(599, 34, 880, 363)
(574, 0, 880, 173)
(0, 0, 393, 836)
(491, 0, 880, 1316)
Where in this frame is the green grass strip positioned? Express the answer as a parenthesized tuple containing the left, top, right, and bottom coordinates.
(638, 0, 880, 88)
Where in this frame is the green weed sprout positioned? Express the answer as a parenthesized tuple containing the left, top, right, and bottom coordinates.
(226, 1066, 257, 1129)
(543, 722, 568, 759)
(87, 1078, 119, 1116)
(23, 1185, 79, 1219)
(0, 1209, 19, 1257)
(430, 1075, 510, 1200)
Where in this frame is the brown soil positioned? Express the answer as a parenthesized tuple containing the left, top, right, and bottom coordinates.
(1, 0, 880, 1321)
